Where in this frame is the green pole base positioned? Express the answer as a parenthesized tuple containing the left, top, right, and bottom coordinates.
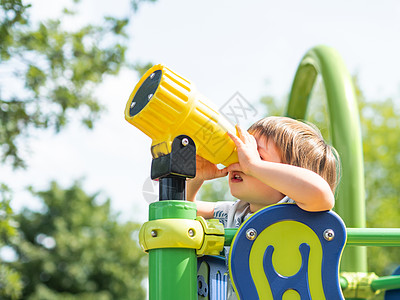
(148, 200, 198, 300)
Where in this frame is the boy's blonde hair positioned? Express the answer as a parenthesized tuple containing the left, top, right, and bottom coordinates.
(248, 116, 340, 192)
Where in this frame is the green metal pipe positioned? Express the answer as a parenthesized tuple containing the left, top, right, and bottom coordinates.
(340, 274, 400, 292)
(148, 201, 198, 300)
(225, 227, 400, 247)
(371, 275, 400, 291)
(224, 228, 237, 246)
(286, 45, 367, 272)
(346, 228, 400, 247)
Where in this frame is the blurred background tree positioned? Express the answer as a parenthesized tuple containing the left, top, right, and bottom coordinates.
(0, 0, 155, 298)
(200, 76, 400, 277)
(0, 0, 157, 168)
(5, 181, 146, 300)
(0, 185, 22, 299)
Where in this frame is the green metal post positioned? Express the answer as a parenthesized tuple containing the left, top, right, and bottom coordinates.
(148, 200, 198, 300)
(286, 45, 367, 273)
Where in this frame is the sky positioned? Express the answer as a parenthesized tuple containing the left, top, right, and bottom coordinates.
(2, 0, 400, 225)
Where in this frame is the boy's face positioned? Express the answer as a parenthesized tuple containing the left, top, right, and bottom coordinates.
(228, 136, 284, 211)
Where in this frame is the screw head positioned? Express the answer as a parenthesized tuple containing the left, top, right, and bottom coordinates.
(148, 93, 153, 100)
(182, 138, 189, 146)
(151, 230, 157, 237)
(323, 229, 335, 241)
(188, 229, 195, 237)
(150, 73, 155, 79)
(246, 228, 257, 241)
(130, 101, 136, 109)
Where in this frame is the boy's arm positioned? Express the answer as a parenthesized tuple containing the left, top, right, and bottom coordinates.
(187, 177, 215, 218)
(186, 155, 228, 218)
(248, 161, 334, 211)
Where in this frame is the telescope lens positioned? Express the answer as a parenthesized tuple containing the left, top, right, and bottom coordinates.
(129, 70, 162, 117)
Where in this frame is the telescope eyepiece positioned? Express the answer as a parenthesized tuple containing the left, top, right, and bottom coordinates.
(129, 69, 162, 117)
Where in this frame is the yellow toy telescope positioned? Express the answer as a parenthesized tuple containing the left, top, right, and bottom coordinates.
(124, 64, 238, 178)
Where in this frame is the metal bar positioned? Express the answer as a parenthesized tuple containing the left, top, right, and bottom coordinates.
(340, 274, 400, 292)
(159, 176, 186, 201)
(346, 228, 400, 247)
(371, 275, 400, 291)
(286, 45, 367, 272)
(224, 227, 400, 247)
(224, 228, 237, 246)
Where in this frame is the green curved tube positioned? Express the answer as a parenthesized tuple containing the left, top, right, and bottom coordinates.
(286, 45, 367, 272)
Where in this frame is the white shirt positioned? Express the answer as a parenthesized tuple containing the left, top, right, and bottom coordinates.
(213, 196, 295, 228)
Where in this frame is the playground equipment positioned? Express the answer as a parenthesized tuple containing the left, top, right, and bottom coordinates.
(125, 46, 400, 299)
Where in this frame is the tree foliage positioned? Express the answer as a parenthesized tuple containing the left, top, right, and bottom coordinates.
(0, 0, 155, 168)
(0, 0, 156, 297)
(6, 181, 146, 299)
(0, 185, 22, 299)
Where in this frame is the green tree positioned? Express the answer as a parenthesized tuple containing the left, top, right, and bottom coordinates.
(0, 0, 154, 168)
(0, 185, 22, 299)
(6, 181, 146, 299)
(0, 0, 155, 297)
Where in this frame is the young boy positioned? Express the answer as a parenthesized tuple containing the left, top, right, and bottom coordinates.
(187, 116, 340, 228)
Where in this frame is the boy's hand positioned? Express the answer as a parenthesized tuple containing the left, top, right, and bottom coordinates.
(195, 155, 228, 181)
(226, 125, 261, 175)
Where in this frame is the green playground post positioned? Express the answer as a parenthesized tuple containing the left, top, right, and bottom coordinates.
(148, 200, 198, 300)
(286, 45, 367, 273)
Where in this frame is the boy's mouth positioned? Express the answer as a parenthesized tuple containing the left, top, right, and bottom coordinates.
(231, 171, 243, 182)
